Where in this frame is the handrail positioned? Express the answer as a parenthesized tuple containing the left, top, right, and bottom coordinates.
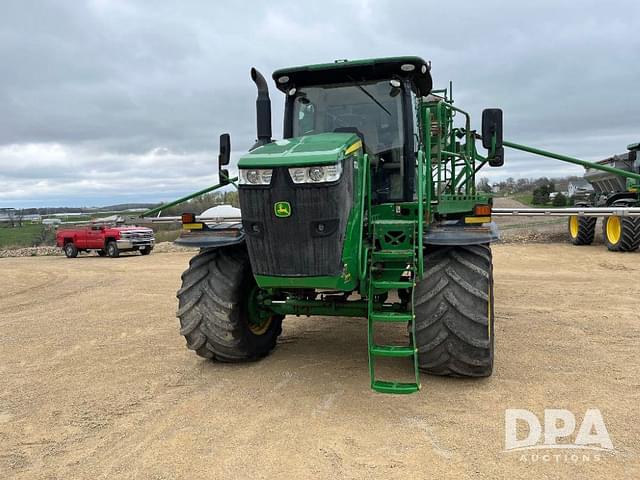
(416, 150, 425, 277)
(358, 154, 371, 285)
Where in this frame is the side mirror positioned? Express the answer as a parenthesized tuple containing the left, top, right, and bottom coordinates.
(481, 108, 504, 167)
(218, 133, 231, 186)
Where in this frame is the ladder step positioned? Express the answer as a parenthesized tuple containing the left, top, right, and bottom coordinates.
(372, 267, 415, 274)
(372, 380, 420, 394)
(371, 219, 417, 225)
(371, 280, 415, 290)
(370, 345, 416, 357)
(371, 249, 415, 260)
(370, 311, 413, 323)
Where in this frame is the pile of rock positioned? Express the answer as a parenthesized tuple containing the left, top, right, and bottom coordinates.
(152, 242, 192, 253)
(0, 246, 62, 258)
(0, 242, 192, 258)
(499, 229, 568, 244)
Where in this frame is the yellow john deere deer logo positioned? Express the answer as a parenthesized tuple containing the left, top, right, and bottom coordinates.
(274, 201, 291, 218)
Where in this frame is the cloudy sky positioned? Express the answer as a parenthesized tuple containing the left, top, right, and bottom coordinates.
(1, 0, 639, 207)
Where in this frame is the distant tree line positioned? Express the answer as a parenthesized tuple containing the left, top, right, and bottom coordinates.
(12, 203, 159, 215)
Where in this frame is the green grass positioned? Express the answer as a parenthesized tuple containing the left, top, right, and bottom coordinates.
(512, 193, 535, 206)
(0, 224, 47, 248)
(511, 193, 561, 208)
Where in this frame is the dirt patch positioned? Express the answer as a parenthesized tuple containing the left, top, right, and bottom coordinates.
(0, 245, 638, 479)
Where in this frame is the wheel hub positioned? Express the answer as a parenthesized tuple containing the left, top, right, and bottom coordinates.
(246, 286, 274, 335)
(569, 216, 578, 238)
(606, 216, 622, 244)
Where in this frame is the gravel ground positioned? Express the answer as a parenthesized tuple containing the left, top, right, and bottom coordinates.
(0, 241, 191, 258)
(493, 197, 575, 244)
(1, 243, 638, 479)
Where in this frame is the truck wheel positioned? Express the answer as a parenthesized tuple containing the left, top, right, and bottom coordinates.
(177, 246, 283, 361)
(106, 241, 120, 258)
(139, 247, 152, 256)
(603, 216, 640, 252)
(64, 243, 78, 258)
(97, 250, 107, 257)
(414, 244, 494, 377)
(568, 216, 596, 245)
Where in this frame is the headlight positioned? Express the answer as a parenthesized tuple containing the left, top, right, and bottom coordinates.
(239, 168, 273, 185)
(288, 163, 343, 184)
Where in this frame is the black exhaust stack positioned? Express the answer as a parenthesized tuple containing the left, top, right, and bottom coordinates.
(250, 68, 272, 149)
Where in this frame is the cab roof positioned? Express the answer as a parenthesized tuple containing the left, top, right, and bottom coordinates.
(272, 56, 433, 96)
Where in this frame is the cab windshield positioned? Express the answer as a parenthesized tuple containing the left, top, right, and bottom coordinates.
(291, 80, 406, 200)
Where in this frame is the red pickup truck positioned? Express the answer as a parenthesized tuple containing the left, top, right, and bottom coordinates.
(56, 224, 155, 258)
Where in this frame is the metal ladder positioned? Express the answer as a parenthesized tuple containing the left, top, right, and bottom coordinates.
(367, 219, 421, 394)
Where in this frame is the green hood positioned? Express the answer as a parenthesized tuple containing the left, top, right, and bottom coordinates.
(238, 132, 360, 168)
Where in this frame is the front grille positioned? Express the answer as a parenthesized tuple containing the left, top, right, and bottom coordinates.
(239, 162, 353, 277)
(121, 230, 154, 243)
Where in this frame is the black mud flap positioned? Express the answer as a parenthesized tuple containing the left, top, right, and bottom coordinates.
(174, 223, 246, 249)
(424, 222, 500, 246)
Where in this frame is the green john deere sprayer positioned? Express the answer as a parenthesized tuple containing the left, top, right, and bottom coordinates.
(145, 56, 640, 394)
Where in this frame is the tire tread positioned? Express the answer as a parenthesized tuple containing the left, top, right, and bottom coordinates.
(176, 246, 282, 362)
(569, 217, 596, 245)
(415, 245, 494, 377)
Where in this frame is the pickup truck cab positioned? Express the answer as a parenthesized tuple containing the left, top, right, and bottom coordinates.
(56, 224, 155, 258)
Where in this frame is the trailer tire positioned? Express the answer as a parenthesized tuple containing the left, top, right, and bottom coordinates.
(177, 246, 283, 362)
(603, 216, 640, 252)
(414, 244, 494, 377)
(568, 216, 596, 245)
(64, 242, 78, 258)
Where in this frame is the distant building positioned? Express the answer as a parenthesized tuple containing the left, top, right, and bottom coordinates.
(42, 218, 62, 226)
(1, 210, 51, 225)
(568, 179, 594, 197)
(0, 208, 17, 225)
(491, 184, 501, 194)
(52, 212, 85, 217)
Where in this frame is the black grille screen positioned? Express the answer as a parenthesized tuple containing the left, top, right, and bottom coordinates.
(239, 162, 353, 277)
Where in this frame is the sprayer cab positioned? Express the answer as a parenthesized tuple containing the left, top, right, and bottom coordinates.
(242, 57, 435, 203)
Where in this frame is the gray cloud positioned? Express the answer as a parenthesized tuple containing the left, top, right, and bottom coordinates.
(1, 0, 639, 206)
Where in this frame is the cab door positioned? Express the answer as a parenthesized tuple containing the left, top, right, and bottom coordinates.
(86, 226, 103, 249)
